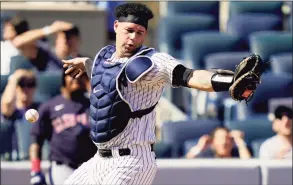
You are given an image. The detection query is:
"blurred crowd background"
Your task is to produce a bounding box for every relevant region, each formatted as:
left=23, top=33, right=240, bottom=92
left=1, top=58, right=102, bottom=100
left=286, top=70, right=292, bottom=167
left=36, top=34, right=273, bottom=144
left=0, top=1, right=292, bottom=162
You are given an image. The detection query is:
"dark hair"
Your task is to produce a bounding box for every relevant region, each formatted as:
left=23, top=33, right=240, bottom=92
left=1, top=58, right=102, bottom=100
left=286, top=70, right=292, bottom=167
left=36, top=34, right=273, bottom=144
left=115, top=3, right=154, bottom=21
left=5, top=15, right=29, bottom=35
left=63, top=26, right=80, bottom=39
left=274, top=106, right=293, bottom=120
left=210, top=127, right=230, bottom=140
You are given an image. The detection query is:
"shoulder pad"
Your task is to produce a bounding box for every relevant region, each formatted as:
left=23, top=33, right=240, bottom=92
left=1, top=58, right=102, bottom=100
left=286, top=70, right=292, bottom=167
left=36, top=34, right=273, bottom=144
left=125, top=56, right=154, bottom=83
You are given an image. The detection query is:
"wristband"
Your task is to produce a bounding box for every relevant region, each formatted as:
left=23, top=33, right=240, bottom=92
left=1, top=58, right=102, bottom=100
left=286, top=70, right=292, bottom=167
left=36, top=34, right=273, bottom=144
left=31, top=159, right=41, bottom=172
left=42, top=26, right=52, bottom=36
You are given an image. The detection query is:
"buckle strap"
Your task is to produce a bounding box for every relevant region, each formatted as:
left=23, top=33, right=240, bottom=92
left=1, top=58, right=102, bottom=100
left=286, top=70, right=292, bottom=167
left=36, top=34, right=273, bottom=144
left=130, top=103, right=158, bottom=119
left=98, top=144, right=154, bottom=158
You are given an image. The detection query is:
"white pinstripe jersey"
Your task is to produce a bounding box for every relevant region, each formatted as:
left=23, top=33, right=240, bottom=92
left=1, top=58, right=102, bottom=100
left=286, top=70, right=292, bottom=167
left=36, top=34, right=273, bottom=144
left=85, top=48, right=181, bottom=149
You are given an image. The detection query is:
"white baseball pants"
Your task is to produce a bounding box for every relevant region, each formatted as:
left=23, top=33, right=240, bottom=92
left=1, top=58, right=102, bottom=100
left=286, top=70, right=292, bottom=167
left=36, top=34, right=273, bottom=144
left=64, top=145, right=157, bottom=185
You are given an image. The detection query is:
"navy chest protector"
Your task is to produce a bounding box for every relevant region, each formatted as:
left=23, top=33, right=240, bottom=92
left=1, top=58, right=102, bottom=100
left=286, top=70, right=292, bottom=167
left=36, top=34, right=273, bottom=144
left=90, top=45, right=157, bottom=143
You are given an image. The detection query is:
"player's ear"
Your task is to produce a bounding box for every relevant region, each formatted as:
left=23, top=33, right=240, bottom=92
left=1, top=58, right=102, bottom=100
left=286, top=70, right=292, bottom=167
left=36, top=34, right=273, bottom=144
left=114, top=20, right=119, bottom=33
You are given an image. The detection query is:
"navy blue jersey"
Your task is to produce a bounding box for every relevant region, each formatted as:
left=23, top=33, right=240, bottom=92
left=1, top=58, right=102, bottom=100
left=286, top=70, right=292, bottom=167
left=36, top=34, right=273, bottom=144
left=31, top=95, right=96, bottom=165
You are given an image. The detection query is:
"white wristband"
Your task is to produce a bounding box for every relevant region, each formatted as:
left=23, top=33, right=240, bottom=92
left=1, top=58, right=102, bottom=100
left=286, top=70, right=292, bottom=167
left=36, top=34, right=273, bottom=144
left=42, top=26, right=52, bottom=36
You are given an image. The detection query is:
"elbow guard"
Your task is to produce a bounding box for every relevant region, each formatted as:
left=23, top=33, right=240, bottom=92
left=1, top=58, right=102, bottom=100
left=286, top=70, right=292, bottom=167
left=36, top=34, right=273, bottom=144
left=211, top=69, right=234, bottom=92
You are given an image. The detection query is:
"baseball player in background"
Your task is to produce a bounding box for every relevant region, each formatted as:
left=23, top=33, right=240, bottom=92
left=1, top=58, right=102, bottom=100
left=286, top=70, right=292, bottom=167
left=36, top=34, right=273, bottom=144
left=29, top=71, right=97, bottom=185
left=62, top=3, right=259, bottom=185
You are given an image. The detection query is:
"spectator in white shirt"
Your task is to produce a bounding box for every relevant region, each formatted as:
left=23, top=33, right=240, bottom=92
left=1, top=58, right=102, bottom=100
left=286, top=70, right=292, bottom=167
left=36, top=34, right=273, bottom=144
left=259, top=106, right=292, bottom=159
left=1, top=16, right=28, bottom=75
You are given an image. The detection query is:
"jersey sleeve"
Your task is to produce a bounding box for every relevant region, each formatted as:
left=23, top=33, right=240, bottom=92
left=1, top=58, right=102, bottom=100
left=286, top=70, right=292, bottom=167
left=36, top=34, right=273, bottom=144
left=31, top=103, right=53, bottom=143
left=150, top=52, right=182, bottom=86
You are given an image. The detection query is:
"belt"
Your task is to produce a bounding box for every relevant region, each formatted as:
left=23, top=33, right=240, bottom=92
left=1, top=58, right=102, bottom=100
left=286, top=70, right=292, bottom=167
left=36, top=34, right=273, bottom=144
left=55, top=161, right=80, bottom=169
left=98, top=144, right=154, bottom=158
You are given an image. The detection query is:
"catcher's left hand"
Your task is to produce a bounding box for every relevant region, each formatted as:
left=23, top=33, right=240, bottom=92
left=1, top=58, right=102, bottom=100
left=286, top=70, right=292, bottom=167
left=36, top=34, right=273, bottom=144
left=229, top=54, right=270, bottom=104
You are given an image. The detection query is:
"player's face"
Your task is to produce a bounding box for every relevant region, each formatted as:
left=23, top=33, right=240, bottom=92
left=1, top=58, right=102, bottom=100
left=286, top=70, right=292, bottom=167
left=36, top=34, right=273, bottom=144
left=212, top=129, right=233, bottom=156
left=114, top=21, right=147, bottom=57
left=3, top=22, right=17, bottom=41
left=275, top=116, right=292, bottom=136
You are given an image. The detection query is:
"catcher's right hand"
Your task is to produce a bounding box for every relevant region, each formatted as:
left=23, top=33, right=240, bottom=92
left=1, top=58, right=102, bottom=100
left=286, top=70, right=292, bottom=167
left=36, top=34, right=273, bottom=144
left=62, top=57, right=88, bottom=78
left=229, top=54, right=270, bottom=104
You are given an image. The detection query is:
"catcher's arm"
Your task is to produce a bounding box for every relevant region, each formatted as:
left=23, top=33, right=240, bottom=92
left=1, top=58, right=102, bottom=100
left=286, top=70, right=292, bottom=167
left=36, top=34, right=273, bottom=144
left=172, top=65, right=234, bottom=92
left=187, top=69, right=234, bottom=92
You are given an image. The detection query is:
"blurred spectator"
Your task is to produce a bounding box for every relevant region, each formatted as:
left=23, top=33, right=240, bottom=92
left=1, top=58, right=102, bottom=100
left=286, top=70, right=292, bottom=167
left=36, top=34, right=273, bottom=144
left=53, top=26, right=87, bottom=60
left=0, top=69, right=39, bottom=159
left=1, top=15, right=73, bottom=74
left=1, top=15, right=29, bottom=75
left=259, top=106, right=292, bottom=159
left=186, top=127, right=251, bottom=159
left=29, top=71, right=96, bottom=185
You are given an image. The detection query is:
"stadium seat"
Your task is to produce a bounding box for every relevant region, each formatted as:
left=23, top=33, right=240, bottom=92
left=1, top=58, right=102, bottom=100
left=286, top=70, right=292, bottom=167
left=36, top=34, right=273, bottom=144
left=270, top=52, right=292, bottom=74
left=153, top=142, right=172, bottom=159
left=9, top=55, right=34, bottom=74
left=204, top=51, right=251, bottom=71
left=0, top=74, right=9, bottom=94
left=166, top=1, right=219, bottom=17
left=158, top=15, right=218, bottom=59
left=183, top=139, right=199, bottom=156
left=34, top=72, right=62, bottom=102
left=224, top=73, right=293, bottom=123
left=161, top=119, right=221, bottom=157
left=249, top=31, right=293, bottom=62
left=225, top=116, right=274, bottom=144
left=182, top=31, right=244, bottom=69
left=227, top=13, right=283, bottom=47
left=229, top=2, right=283, bottom=16
left=251, top=138, right=268, bottom=158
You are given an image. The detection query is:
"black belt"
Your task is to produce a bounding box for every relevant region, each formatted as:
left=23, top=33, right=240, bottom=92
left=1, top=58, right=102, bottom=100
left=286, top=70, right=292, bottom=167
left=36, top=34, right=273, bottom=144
left=98, top=144, right=154, bottom=158
left=55, top=161, right=80, bottom=169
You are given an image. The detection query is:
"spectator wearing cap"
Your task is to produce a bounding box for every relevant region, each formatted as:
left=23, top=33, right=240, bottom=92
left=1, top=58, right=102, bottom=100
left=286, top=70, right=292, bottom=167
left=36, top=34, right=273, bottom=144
left=1, top=15, right=74, bottom=75
left=1, top=69, right=40, bottom=160
left=259, top=106, right=292, bottom=159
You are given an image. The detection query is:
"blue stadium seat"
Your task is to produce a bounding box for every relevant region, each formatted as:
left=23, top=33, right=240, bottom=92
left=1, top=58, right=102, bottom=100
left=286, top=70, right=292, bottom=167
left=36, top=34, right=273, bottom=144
left=227, top=13, right=282, bottom=46
left=229, top=2, right=283, bottom=16
left=270, top=52, right=292, bottom=74
left=0, top=75, right=9, bottom=94
left=249, top=31, right=293, bottom=62
left=10, top=55, right=34, bottom=74
left=251, top=138, right=268, bottom=158
left=183, top=139, right=199, bottom=156
left=166, top=1, right=219, bottom=17
left=153, top=142, right=172, bottom=159
left=224, top=73, right=292, bottom=123
left=225, top=116, right=274, bottom=144
left=182, top=31, right=244, bottom=69
left=34, top=72, right=62, bottom=102
left=161, top=119, right=221, bottom=157
left=158, top=15, right=218, bottom=59
left=204, top=51, right=251, bottom=71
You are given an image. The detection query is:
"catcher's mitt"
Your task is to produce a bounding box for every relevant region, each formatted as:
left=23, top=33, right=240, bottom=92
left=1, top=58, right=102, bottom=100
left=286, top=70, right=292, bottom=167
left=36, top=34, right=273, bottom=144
left=229, top=54, right=270, bottom=104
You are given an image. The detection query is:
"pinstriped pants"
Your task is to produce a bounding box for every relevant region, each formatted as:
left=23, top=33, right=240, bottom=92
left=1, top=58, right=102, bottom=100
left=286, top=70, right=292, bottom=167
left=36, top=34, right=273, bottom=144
left=64, top=145, right=157, bottom=185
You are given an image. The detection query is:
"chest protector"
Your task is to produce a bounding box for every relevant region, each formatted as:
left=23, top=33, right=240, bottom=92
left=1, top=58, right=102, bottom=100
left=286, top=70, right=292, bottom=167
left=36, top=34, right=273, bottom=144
left=90, top=45, right=157, bottom=143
